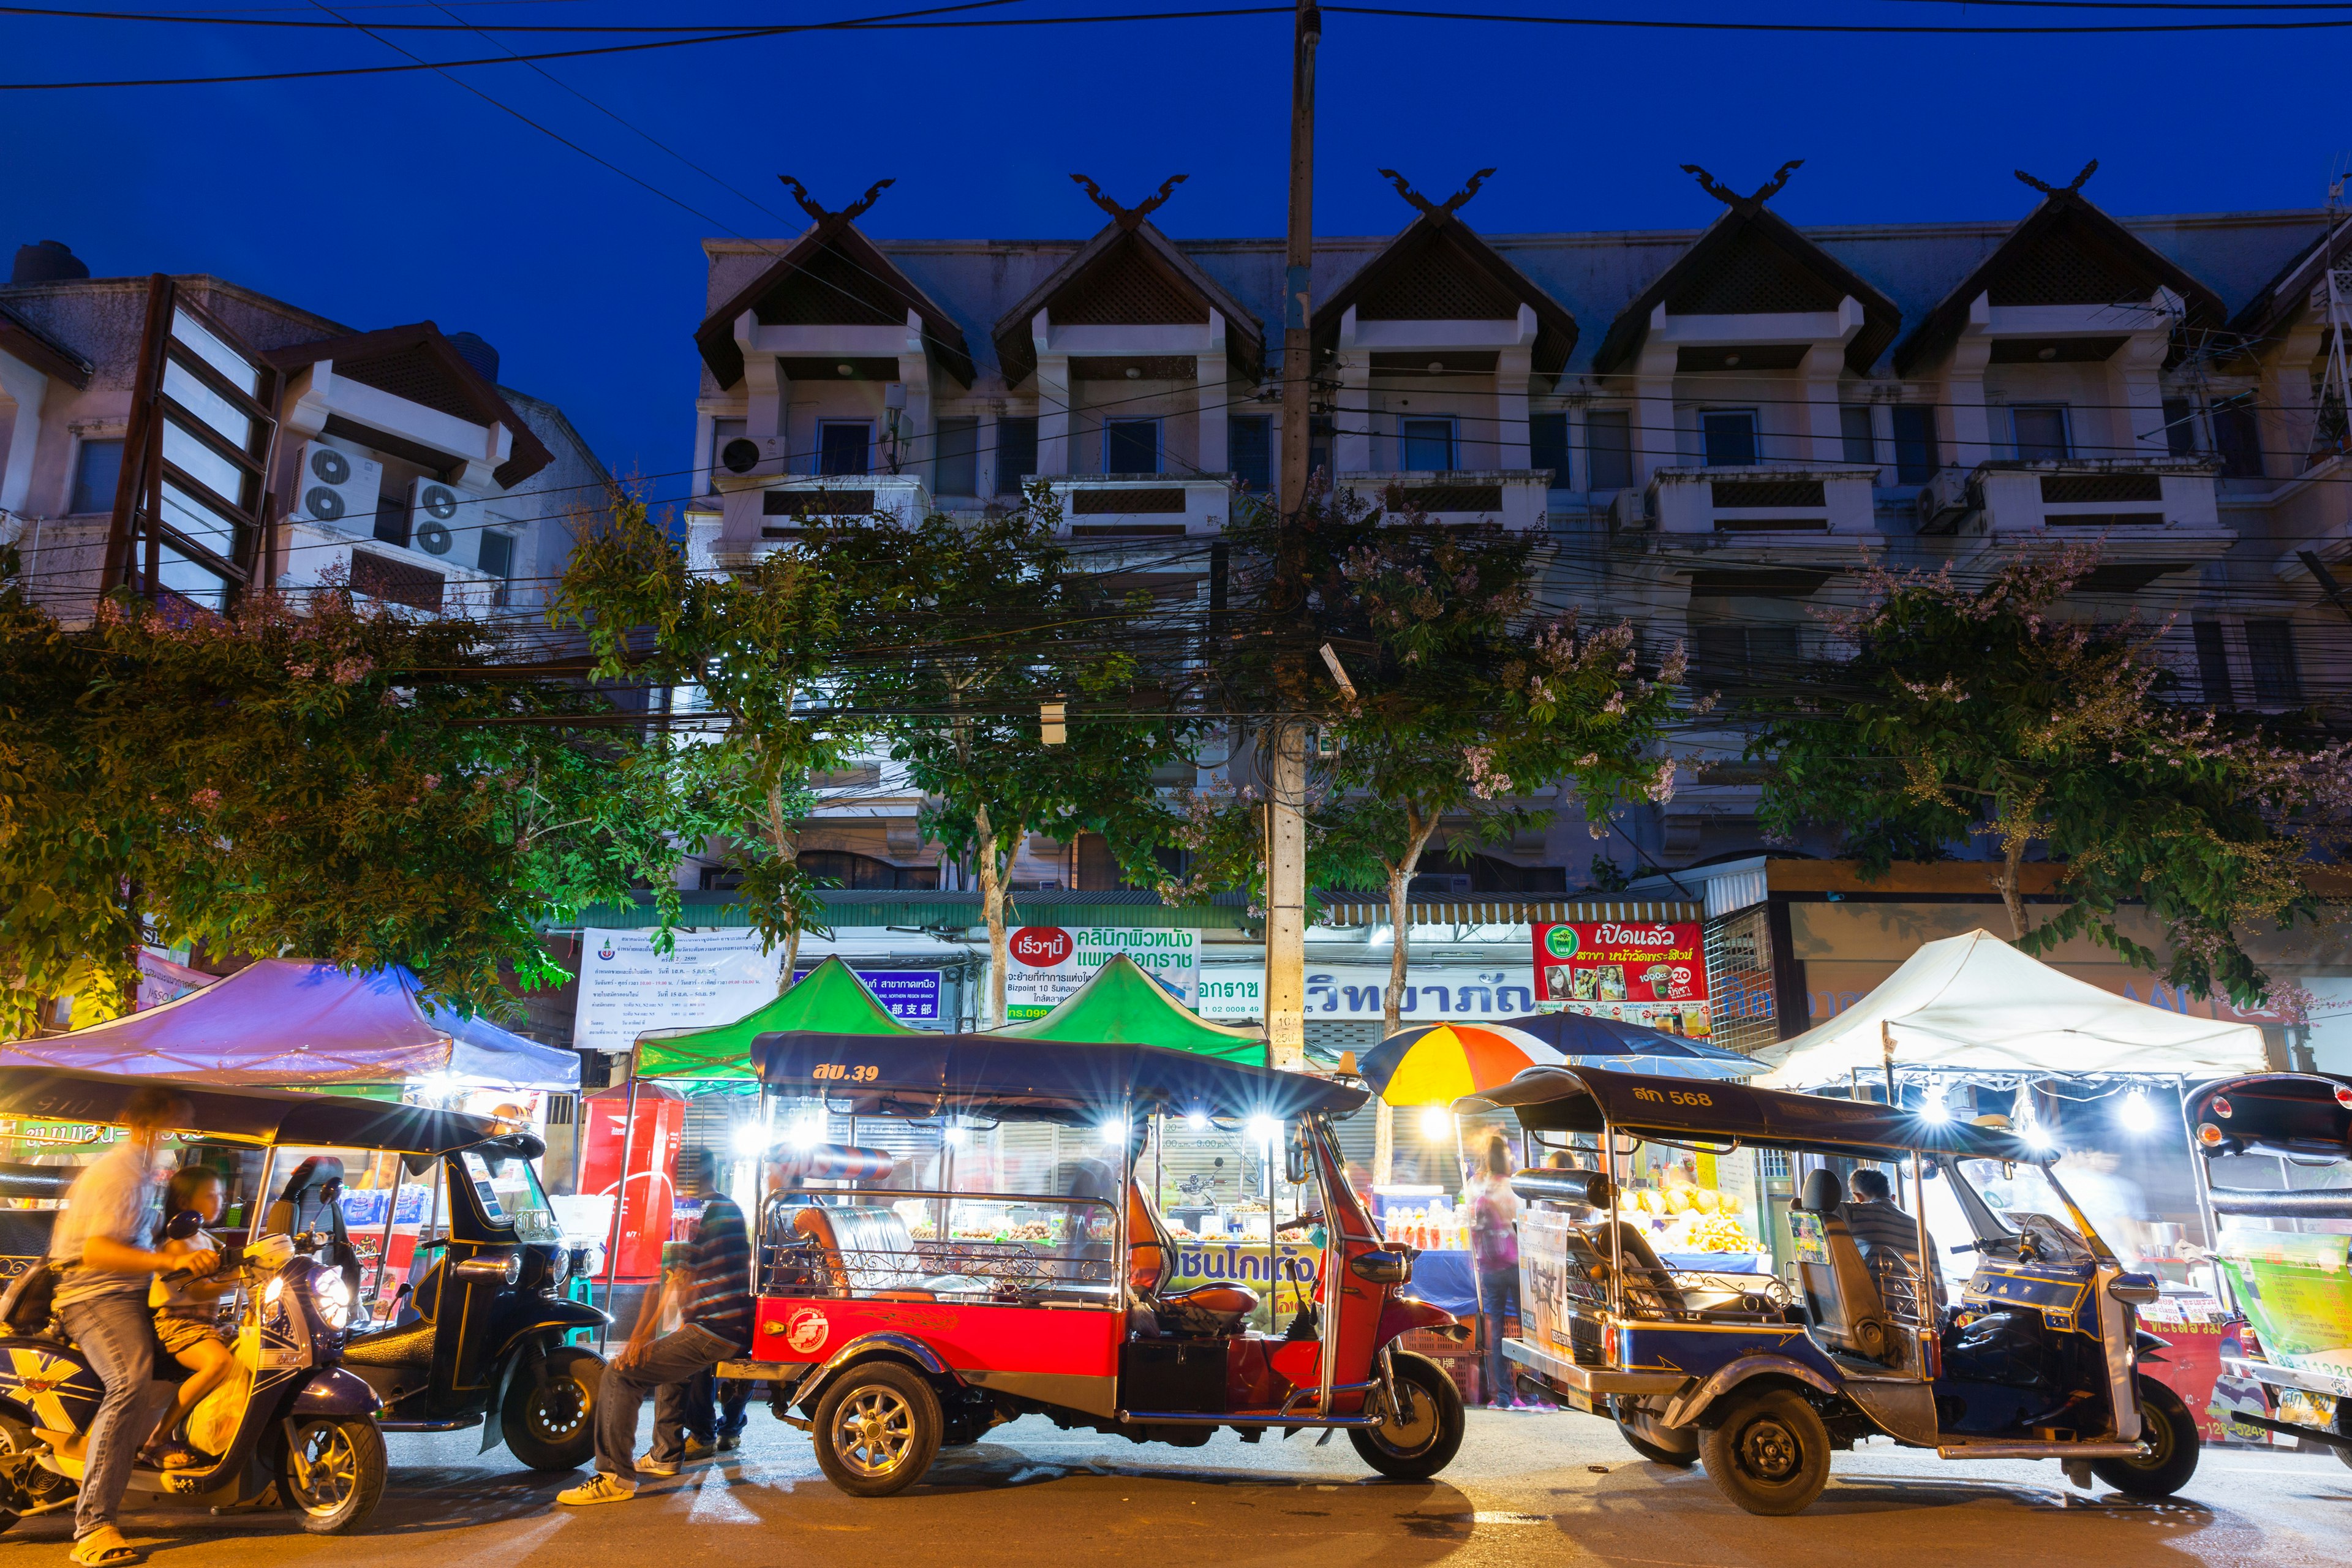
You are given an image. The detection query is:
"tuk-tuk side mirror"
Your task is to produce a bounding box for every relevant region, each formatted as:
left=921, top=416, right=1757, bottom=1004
left=1284, top=1123, right=1311, bottom=1186
left=1349, top=1250, right=1411, bottom=1286
left=163, top=1209, right=203, bottom=1242
left=2108, top=1272, right=2160, bottom=1306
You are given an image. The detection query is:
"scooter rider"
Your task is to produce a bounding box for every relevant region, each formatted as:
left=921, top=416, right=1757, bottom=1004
left=46, top=1087, right=210, bottom=1567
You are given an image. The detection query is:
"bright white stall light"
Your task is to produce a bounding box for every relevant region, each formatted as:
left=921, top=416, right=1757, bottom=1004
left=1098, top=1117, right=1129, bottom=1147
left=1185, top=1112, right=1209, bottom=1132
left=2120, top=1088, right=2157, bottom=1134
left=1246, top=1116, right=1281, bottom=1148
left=1419, top=1106, right=1452, bottom=1140
left=730, top=1124, right=770, bottom=1158
left=788, top=1114, right=824, bottom=1149
left=1918, top=1085, right=1951, bottom=1124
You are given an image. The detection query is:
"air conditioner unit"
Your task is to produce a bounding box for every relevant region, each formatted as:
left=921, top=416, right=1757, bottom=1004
left=718, top=435, right=786, bottom=475
left=408, top=477, right=470, bottom=556
left=293, top=442, right=381, bottom=530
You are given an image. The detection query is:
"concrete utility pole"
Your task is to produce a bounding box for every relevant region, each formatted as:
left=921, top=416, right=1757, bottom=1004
left=1264, top=0, right=1320, bottom=1072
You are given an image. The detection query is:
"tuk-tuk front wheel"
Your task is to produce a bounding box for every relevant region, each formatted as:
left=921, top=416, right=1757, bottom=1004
left=1615, top=1401, right=1698, bottom=1468
left=276, top=1416, right=387, bottom=1534
left=2089, top=1377, right=2200, bottom=1498
left=503, top=1346, right=603, bottom=1471
left=1699, top=1389, right=1831, bottom=1516
left=1350, top=1351, right=1465, bottom=1480
left=812, top=1362, right=943, bottom=1498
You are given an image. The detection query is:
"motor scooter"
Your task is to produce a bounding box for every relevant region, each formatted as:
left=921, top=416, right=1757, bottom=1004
left=0, top=1215, right=389, bottom=1536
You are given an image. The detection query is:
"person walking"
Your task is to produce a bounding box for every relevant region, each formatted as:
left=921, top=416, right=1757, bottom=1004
left=558, top=1147, right=751, bottom=1506
left=1464, top=1130, right=1522, bottom=1410
left=48, top=1086, right=207, bottom=1566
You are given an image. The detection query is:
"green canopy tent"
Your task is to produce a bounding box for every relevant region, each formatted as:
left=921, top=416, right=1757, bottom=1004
left=994, top=954, right=1266, bottom=1065
left=630, top=955, right=921, bottom=1082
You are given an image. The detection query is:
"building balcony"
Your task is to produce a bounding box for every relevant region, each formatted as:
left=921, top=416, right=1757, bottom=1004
left=708, top=471, right=933, bottom=559
left=279, top=519, right=510, bottom=617
left=1917, top=458, right=2225, bottom=540
left=1646, top=463, right=1879, bottom=537
left=1331, top=470, right=1550, bottom=531
left=1044, top=474, right=1231, bottom=538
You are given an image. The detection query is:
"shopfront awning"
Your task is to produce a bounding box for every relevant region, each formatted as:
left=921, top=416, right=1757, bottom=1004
left=631, top=955, right=918, bottom=1082
left=1750, top=930, right=2267, bottom=1088
left=0, top=960, right=579, bottom=1092
left=993, top=954, right=1267, bottom=1065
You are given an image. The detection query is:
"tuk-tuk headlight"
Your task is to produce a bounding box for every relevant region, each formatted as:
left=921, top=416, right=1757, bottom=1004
left=313, top=1267, right=353, bottom=1330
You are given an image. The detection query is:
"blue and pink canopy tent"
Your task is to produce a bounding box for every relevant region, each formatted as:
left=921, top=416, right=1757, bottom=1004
left=0, top=959, right=578, bottom=1092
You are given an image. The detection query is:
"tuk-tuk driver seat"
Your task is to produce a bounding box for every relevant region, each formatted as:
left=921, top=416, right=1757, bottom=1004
left=1123, top=1180, right=1259, bottom=1337
left=1792, top=1169, right=1896, bottom=1366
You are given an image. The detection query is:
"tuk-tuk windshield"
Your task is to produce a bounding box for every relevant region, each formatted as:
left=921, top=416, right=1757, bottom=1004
left=463, top=1148, right=562, bottom=1243
left=1955, top=1159, right=2097, bottom=1262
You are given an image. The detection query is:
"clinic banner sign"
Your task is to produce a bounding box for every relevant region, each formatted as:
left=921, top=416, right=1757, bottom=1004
left=1197, top=966, right=1539, bottom=1022
left=573, top=928, right=783, bottom=1053
left=1531, top=919, right=1711, bottom=1038
left=1003, top=927, right=1199, bottom=1020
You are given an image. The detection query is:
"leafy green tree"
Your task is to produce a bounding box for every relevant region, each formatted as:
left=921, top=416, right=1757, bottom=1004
left=0, top=549, right=707, bottom=1036
left=1751, top=546, right=2351, bottom=1011
left=818, top=491, right=1199, bottom=1025
left=551, top=495, right=850, bottom=981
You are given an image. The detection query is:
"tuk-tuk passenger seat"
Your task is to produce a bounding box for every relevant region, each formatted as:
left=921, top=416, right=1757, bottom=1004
left=1791, top=1169, right=1898, bottom=1366
left=340, top=1317, right=439, bottom=1369
left=791, top=1205, right=990, bottom=1299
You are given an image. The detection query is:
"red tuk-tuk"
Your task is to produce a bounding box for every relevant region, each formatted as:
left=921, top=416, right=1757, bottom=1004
left=718, top=1030, right=1469, bottom=1494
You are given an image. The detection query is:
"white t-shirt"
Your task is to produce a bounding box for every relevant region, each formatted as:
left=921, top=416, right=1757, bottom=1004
left=49, top=1140, right=164, bottom=1310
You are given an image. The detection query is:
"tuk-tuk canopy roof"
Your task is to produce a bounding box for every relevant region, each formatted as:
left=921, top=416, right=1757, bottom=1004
left=1469, top=1064, right=2039, bottom=1163
left=0, top=1066, right=503, bottom=1154
left=751, top=1030, right=1366, bottom=1125
left=0, top=960, right=579, bottom=1092
left=632, top=956, right=918, bottom=1081
left=993, top=956, right=1267, bottom=1064
left=2187, top=1072, right=2352, bottom=1160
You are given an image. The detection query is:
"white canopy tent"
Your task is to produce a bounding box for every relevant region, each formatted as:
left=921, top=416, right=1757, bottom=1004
left=1750, top=929, right=2267, bottom=1088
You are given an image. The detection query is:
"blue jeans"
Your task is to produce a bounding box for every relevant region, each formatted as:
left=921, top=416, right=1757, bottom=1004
left=1479, top=1266, right=1519, bottom=1406
left=594, top=1325, right=738, bottom=1486
left=58, top=1294, right=154, bottom=1540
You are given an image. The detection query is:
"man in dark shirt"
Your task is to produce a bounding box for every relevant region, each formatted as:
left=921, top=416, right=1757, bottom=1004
left=560, top=1148, right=752, bottom=1506
left=1845, top=1167, right=1942, bottom=1309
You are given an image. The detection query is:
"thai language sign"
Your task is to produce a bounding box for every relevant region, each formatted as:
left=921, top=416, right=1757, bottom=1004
left=1196, top=966, right=1539, bottom=1022
left=793, top=968, right=946, bottom=1027
left=1003, top=927, right=1199, bottom=1020
left=1531, top=919, right=1711, bottom=1038
left=573, top=927, right=782, bottom=1053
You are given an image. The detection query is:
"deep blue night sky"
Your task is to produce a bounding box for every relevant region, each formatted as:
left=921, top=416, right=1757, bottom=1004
left=5, top=2, right=2342, bottom=505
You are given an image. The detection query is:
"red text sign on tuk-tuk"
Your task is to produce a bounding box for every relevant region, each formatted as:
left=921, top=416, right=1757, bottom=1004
left=718, top=1030, right=1469, bottom=1494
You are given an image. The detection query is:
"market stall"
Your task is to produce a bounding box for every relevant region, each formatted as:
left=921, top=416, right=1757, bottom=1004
left=996, top=954, right=1267, bottom=1063
left=1750, top=928, right=2269, bottom=1439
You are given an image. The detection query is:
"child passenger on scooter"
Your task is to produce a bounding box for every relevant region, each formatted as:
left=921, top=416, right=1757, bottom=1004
left=144, top=1169, right=236, bottom=1469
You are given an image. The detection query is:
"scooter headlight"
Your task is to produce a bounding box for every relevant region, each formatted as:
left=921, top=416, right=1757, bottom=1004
left=312, top=1265, right=353, bottom=1330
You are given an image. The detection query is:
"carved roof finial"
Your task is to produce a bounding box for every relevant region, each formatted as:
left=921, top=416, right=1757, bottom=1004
left=1378, top=167, right=1496, bottom=220
left=776, top=175, right=895, bottom=227
left=1681, top=160, right=1803, bottom=213
left=1070, top=173, right=1188, bottom=230
left=2015, top=159, right=2099, bottom=198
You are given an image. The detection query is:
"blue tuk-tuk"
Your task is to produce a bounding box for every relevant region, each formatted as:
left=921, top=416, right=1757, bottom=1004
left=1478, top=1066, right=2200, bottom=1515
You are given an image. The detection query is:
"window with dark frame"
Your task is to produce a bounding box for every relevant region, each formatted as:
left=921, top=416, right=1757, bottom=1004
left=1891, top=405, right=1940, bottom=483
left=2010, top=404, right=2072, bottom=462
left=995, top=416, right=1039, bottom=495
left=1839, top=406, right=1876, bottom=466
left=1400, top=417, right=1455, bottom=473
left=373, top=493, right=409, bottom=548
left=816, top=421, right=870, bottom=477
left=2161, top=399, right=2199, bottom=459
left=1584, top=410, right=1633, bottom=491
left=1529, top=411, right=1570, bottom=486
left=2212, top=403, right=2263, bottom=479
left=1308, top=415, right=1334, bottom=480
left=2191, top=619, right=2233, bottom=706
left=1701, top=409, right=1759, bottom=467
left=1230, top=415, right=1272, bottom=492
left=2245, top=619, right=2302, bottom=703
left=477, top=530, right=515, bottom=608
left=934, top=416, right=980, bottom=496
left=69, top=437, right=124, bottom=516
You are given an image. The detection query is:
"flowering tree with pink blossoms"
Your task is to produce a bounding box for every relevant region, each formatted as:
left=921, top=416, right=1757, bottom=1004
left=1752, top=545, right=2352, bottom=1014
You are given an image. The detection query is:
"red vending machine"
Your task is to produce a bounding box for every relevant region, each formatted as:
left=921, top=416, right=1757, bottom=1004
left=579, top=1080, right=685, bottom=1283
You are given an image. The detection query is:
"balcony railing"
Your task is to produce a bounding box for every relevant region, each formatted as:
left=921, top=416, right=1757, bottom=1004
left=1918, top=458, right=2223, bottom=536
left=1332, top=470, right=1550, bottom=531
left=1648, top=463, right=1879, bottom=536
left=1044, top=474, right=1231, bottom=537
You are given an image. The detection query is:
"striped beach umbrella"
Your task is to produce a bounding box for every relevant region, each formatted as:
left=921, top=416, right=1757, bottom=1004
left=1359, top=1022, right=1566, bottom=1106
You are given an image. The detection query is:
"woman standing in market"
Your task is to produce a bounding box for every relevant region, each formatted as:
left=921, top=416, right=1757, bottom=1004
left=1464, top=1130, right=1521, bottom=1409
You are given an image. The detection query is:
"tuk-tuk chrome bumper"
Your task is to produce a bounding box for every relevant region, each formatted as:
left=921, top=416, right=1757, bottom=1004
left=1501, top=1337, right=1689, bottom=1396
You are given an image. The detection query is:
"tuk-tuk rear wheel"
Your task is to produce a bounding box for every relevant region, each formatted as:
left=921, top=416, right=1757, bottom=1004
left=1698, top=1389, right=1831, bottom=1516
left=2089, top=1376, right=2199, bottom=1498
left=812, top=1362, right=943, bottom=1498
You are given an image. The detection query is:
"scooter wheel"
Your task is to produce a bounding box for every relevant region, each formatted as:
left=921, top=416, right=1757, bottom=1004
left=1699, top=1389, right=1831, bottom=1516
left=1349, top=1351, right=1466, bottom=1480
left=276, top=1416, right=387, bottom=1534
left=503, top=1346, right=603, bottom=1471
left=2090, top=1377, right=2200, bottom=1498
left=811, top=1362, right=942, bottom=1498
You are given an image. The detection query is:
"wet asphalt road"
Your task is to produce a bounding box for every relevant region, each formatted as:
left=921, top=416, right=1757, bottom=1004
left=6, top=1404, right=2348, bottom=1568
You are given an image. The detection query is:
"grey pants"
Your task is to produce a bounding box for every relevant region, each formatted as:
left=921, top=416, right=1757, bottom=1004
left=594, top=1325, right=739, bottom=1486
left=58, top=1294, right=154, bottom=1541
